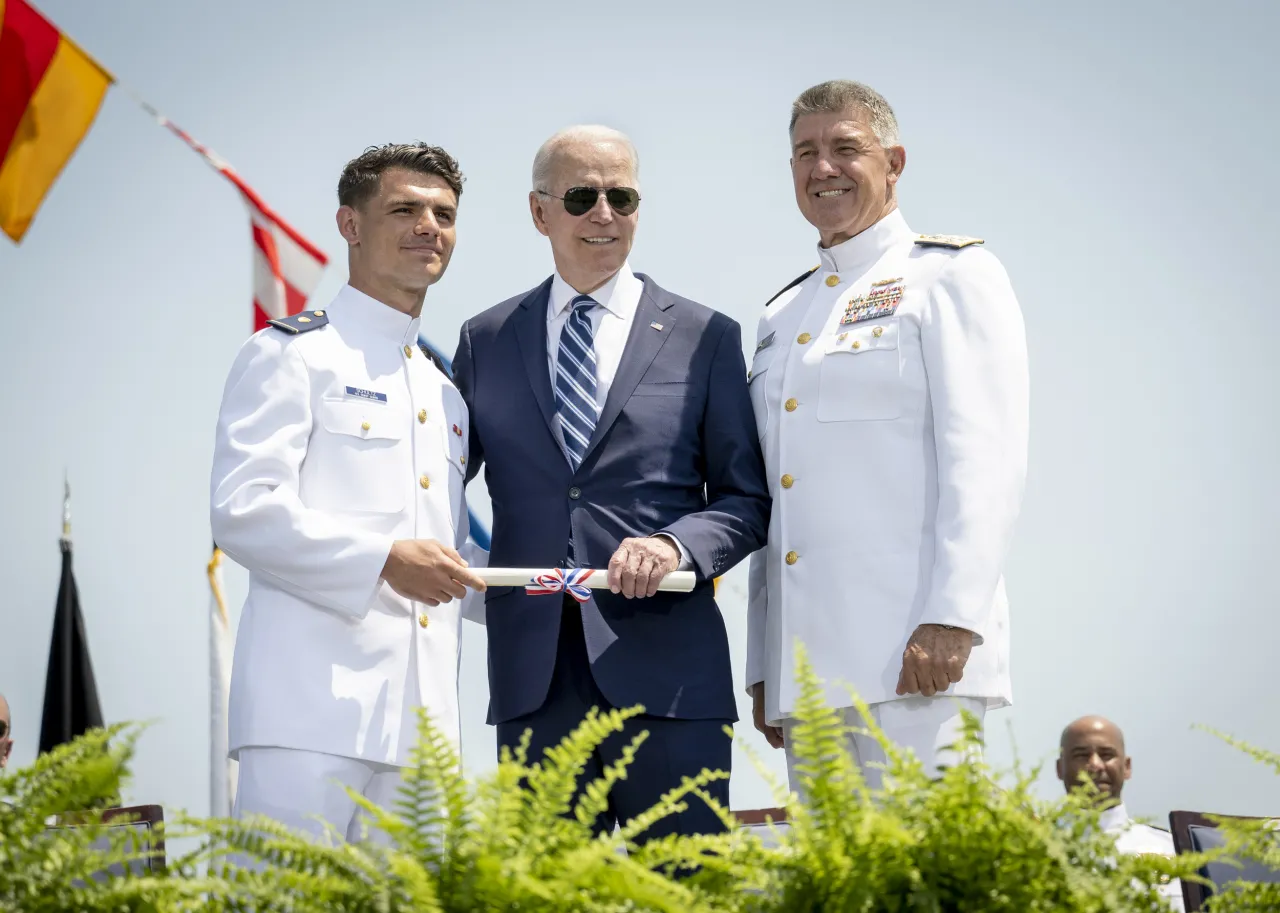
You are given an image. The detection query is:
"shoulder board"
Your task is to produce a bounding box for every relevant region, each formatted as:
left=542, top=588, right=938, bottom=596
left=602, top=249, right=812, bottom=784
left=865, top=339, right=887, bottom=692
left=915, top=234, right=984, bottom=249
left=765, top=266, right=819, bottom=307
left=267, top=309, right=329, bottom=335
left=417, top=342, right=452, bottom=379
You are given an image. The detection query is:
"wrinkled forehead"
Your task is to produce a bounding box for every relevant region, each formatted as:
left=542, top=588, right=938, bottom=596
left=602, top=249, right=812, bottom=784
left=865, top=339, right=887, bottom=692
left=371, top=168, right=458, bottom=207
left=545, top=140, right=637, bottom=191
left=791, top=109, right=879, bottom=146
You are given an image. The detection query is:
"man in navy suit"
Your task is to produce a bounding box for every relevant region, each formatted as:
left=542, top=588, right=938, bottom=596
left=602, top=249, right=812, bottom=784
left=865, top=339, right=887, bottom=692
left=452, top=125, right=769, bottom=840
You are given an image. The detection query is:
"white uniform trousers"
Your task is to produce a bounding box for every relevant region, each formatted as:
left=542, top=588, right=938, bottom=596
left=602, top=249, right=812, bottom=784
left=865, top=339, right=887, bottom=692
left=783, top=696, right=986, bottom=794
left=233, top=747, right=407, bottom=845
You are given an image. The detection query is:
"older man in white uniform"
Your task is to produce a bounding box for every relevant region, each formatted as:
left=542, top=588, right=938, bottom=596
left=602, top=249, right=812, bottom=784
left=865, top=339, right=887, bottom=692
left=210, top=143, right=486, bottom=843
left=1059, top=716, right=1185, bottom=910
left=746, top=80, right=1029, bottom=790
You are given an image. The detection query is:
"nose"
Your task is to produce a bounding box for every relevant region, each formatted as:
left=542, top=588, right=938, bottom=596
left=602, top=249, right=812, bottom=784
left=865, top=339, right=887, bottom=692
left=587, top=191, right=614, bottom=224
left=1085, top=752, right=1106, bottom=773
left=415, top=208, right=440, bottom=236
left=811, top=156, right=840, bottom=180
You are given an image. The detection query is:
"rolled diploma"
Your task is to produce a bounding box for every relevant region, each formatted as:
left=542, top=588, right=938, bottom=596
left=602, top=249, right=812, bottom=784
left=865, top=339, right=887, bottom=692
left=473, top=567, right=696, bottom=593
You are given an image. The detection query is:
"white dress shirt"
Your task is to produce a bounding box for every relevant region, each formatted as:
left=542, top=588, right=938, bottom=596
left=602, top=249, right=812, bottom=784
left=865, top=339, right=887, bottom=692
left=544, top=261, right=690, bottom=570
left=1100, top=803, right=1185, bottom=910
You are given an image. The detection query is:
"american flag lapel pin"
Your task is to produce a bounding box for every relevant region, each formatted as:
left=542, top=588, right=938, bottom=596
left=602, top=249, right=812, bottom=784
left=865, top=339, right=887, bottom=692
left=650, top=321, right=664, bottom=331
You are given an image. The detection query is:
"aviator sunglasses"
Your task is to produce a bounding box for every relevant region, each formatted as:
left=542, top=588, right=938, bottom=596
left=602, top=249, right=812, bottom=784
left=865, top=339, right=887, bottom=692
left=537, top=186, right=641, bottom=217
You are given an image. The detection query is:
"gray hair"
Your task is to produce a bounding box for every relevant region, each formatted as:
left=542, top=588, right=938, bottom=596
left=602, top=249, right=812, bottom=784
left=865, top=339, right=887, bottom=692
left=789, top=80, right=901, bottom=147
left=531, top=125, right=640, bottom=192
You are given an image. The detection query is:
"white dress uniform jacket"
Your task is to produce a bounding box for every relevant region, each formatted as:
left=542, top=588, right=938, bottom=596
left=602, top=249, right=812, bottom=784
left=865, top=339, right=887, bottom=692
left=210, top=284, right=478, bottom=766
left=745, top=209, right=1028, bottom=723
left=1101, top=804, right=1185, bottom=910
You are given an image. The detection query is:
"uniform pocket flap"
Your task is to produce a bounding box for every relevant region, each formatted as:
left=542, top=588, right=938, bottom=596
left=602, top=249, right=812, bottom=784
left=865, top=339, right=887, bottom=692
left=822, top=319, right=900, bottom=355
left=319, top=399, right=404, bottom=440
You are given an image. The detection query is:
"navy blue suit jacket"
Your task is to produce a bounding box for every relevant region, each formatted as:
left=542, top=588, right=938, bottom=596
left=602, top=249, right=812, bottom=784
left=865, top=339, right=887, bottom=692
left=453, top=274, right=770, bottom=725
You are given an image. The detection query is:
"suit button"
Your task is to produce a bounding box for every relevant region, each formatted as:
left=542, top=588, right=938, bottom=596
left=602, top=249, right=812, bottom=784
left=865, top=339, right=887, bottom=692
left=403, top=345, right=413, bottom=358
left=780, top=474, right=794, bottom=489
left=419, top=475, right=430, bottom=489
left=825, top=275, right=840, bottom=287
left=568, top=487, right=581, bottom=500
left=784, top=398, right=798, bottom=412
left=785, top=550, right=799, bottom=565
left=852, top=340, right=862, bottom=349
left=796, top=332, right=811, bottom=345
left=361, top=421, right=371, bottom=431
left=418, top=613, right=429, bottom=628
left=872, top=326, right=884, bottom=338
left=418, top=409, right=427, bottom=424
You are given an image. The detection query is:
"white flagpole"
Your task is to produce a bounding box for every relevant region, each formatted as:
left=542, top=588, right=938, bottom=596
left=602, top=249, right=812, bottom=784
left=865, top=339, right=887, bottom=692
left=207, top=546, right=237, bottom=817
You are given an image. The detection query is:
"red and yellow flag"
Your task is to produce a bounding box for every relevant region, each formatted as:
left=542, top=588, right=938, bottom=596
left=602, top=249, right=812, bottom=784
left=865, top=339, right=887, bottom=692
left=0, top=0, right=111, bottom=242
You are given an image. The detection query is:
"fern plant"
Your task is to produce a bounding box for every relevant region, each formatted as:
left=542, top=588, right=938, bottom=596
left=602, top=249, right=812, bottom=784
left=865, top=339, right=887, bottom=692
left=0, top=723, right=209, bottom=913
left=731, top=648, right=1207, bottom=913
left=196, top=704, right=749, bottom=912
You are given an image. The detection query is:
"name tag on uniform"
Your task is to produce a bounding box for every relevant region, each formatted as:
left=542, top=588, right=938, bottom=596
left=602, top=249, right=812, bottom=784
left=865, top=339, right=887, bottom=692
left=344, top=385, right=388, bottom=404
left=755, top=331, right=776, bottom=352
left=840, top=283, right=905, bottom=326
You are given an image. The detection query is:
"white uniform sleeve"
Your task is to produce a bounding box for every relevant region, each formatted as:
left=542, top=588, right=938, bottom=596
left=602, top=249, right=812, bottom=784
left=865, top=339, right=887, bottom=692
left=455, top=499, right=490, bottom=625
left=209, top=331, right=394, bottom=619
left=744, top=547, right=767, bottom=693
left=919, top=250, right=1029, bottom=640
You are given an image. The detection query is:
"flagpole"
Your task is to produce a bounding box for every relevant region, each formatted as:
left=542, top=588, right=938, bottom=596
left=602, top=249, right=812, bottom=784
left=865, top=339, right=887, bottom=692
left=60, top=474, right=72, bottom=745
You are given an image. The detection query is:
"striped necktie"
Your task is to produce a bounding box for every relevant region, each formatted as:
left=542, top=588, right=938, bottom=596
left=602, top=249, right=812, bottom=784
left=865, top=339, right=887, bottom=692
left=554, top=295, right=599, bottom=469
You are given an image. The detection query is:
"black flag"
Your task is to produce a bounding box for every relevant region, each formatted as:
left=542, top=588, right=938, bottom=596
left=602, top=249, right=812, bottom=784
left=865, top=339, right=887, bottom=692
left=38, top=539, right=104, bottom=753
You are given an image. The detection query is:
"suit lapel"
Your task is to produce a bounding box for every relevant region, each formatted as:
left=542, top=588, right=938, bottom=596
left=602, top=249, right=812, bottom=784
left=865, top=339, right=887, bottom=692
left=580, top=276, right=676, bottom=467
left=512, top=278, right=561, bottom=448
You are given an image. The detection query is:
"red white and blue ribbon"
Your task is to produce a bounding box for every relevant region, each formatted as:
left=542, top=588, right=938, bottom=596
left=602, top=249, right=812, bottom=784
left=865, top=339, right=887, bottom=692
left=526, top=567, right=595, bottom=603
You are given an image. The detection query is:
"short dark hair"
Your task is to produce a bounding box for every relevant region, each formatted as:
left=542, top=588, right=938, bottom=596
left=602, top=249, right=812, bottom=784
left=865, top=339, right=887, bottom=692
left=337, top=143, right=465, bottom=209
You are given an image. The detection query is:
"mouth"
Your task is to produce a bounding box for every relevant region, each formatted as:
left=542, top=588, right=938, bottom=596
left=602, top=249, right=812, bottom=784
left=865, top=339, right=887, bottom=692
left=813, top=187, right=852, bottom=199
left=580, top=237, right=617, bottom=246
left=404, top=246, right=442, bottom=256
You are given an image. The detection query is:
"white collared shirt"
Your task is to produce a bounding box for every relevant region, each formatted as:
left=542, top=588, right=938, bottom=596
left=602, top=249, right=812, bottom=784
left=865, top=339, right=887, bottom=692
left=1099, top=802, right=1184, bottom=910
left=544, top=261, right=644, bottom=413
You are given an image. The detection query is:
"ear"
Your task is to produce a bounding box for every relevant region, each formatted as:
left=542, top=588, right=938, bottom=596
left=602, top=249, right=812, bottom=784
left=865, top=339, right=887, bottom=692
left=529, top=192, right=551, bottom=238
left=1123, top=756, right=1132, bottom=781
left=1055, top=757, right=1065, bottom=781
left=336, top=204, right=360, bottom=246
left=886, top=145, right=906, bottom=184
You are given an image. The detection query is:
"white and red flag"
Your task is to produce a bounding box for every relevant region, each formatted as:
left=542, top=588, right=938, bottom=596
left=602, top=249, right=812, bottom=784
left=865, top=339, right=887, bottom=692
left=149, top=112, right=328, bottom=328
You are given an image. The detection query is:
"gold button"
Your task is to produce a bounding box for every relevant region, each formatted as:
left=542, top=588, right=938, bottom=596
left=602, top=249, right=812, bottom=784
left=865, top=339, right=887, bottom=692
left=825, top=275, right=840, bottom=287
left=418, top=409, right=427, bottom=424
left=797, top=332, right=811, bottom=345
left=313, top=310, right=325, bottom=317
left=403, top=345, right=413, bottom=358
left=784, top=397, right=798, bottom=412
left=460, top=455, right=466, bottom=465
left=419, top=475, right=430, bottom=489
left=852, top=340, right=861, bottom=349
left=785, top=550, right=799, bottom=565
left=872, top=326, right=884, bottom=338
left=418, top=613, right=429, bottom=628
left=780, top=474, right=794, bottom=489
left=297, top=315, right=312, bottom=323
left=361, top=421, right=371, bottom=431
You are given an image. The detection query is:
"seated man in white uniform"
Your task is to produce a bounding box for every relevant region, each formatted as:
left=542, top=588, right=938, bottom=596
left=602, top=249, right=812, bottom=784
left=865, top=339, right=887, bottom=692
left=210, top=143, right=486, bottom=844
left=1058, top=715, right=1184, bottom=911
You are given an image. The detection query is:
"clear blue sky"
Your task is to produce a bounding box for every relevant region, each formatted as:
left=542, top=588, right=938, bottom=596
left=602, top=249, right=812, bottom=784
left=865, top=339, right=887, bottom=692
left=2, top=0, right=1278, bottom=824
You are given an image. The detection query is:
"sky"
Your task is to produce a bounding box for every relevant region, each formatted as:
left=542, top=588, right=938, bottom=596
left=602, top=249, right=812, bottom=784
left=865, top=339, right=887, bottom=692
left=2, top=0, right=1279, bottom=828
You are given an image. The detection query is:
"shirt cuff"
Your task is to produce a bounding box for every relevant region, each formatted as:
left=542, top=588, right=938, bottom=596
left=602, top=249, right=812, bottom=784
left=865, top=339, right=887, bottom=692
left=651, top=533, right=693, bottom=571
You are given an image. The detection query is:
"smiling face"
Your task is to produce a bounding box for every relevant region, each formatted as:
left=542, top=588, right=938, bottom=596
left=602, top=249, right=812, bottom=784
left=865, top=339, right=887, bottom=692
left=338, top=167, right=458, bottom=312
left=529, top=138, right=638, bottom=295
left=1057, top=717, right=1132, bottom=803
left=790, top=108, right=905, bottom=248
